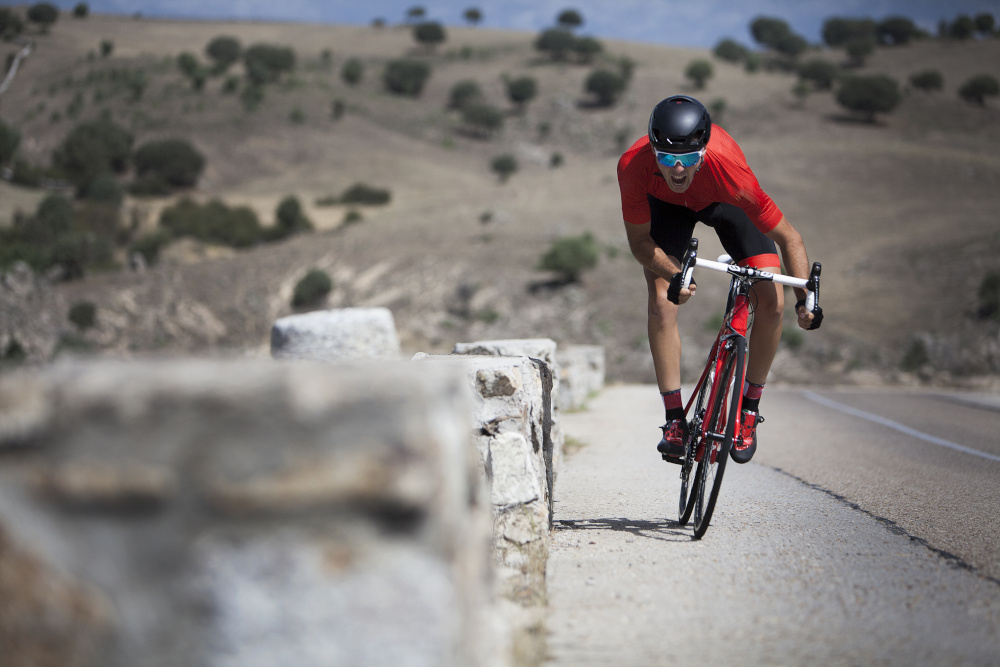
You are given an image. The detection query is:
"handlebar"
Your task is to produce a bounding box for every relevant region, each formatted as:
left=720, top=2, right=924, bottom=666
left=679, top=238, right=822, bottom=314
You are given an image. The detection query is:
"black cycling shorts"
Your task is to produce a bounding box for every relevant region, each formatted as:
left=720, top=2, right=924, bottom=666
left=647, top=196, right=778, bottom=267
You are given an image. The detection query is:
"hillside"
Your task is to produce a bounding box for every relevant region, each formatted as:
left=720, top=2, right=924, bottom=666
left=2, top=12, right=1000, bottom=388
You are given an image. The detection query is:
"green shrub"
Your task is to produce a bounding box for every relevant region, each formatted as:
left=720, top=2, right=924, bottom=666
left=798, top=58, right=838, bottom=90
left=244, top=43, right=296, bottom=85
left=505, top=76, right=537, bottom=109
left=490, top=154, right=518, bottom=182
left=343, top=209, right=363, bottom=225
left=448, top=79, right=482, bottom=110
left=685, top=59, right=714, bottom=89
left=835, top=75, right=901, bottom=122
left=535, top=28, right=575, bottom=61
left=0, top=8, right=25, bottom=38
left=206, top=35, right=242, bottom=72
left=585, top=69, right=626, bottom=106
left=52, top=117, right=133, bottom=193
left=289, top=107, right=305, bottom=124
left=461, top=102, right=504, bottom=137
left=100, top=39, right=113, bottom=57
left=383, top=59, right=431, bottom=96
left=68, top=301, right=97, bottom=329
left=538, top=232, right=599, bottom=282
left=275, top=195, right=312, bottom=235
left=910, top=69, right=943, bottom=92
left=713, top=38, right=748, bottom=63
left=571, top=36, right=602, bottom=63
left=177, top=52, right=200, bottom=78
left=978, top=271, right=1000, bottom=319
left=958, top=74, right=1000, bottom=106
left=413, top=21, right=446, bottom=49
left=550, top=152, right=564, bottom=168
left=292, top=269, right=332, bottom=308
left=27, top=3, right=59, bottom=31
left=241, top=84, right=265, bottom=111
left=2, top=338, right=26, bottom=364
left=341, top=58, right=364, bottom=85
left=73, top=3, right=89, bottom=18
left=132, top=138, right=205, bottom=188
left=159, top=198, right=263, bottom=247
left=339, top=183, right=391, bottom=205
left=900, top=337, right=930, bottom=372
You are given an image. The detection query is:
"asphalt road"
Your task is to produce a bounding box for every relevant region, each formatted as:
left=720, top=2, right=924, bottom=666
left=545, top=384, right=1000, bottom=666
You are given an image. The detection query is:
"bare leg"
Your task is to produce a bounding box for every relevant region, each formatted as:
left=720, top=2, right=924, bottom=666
left=644, top=267, right=681, bottom=392
left=745, top=269, right=784, bottom=386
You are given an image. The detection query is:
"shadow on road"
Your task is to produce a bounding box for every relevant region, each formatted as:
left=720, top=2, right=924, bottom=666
left=553, top=517, right=691, bottom=542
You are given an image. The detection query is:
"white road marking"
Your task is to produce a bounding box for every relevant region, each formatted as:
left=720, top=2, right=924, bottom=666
left=802, top=390, right=1000, bottom=464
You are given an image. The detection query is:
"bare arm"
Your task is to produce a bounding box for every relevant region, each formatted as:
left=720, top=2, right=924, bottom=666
left=623, top=220, right=695, bottom=303
left=765, top=216, right=814, bottom=328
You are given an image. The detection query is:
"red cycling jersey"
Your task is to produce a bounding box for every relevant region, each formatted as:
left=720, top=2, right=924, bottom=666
left=617, top=126, right=783, bottom=234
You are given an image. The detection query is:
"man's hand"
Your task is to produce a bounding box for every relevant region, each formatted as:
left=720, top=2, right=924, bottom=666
left=795, top=300, right=823, bottom=330
left=667, top=273, right=696, bottom=305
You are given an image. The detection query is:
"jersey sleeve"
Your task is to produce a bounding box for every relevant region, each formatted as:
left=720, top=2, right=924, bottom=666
left=706, top=138, right=783, bottom=233
left=617, top=140, right=651, bottom=224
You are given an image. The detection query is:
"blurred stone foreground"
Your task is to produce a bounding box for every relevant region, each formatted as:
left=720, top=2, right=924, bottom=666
left=0, top=307, right=604, bottom=667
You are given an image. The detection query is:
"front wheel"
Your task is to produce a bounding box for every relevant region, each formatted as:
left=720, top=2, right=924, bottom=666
left=678, top=369, right=712, bottom=525
left=692, top=337, right=745, bottom=539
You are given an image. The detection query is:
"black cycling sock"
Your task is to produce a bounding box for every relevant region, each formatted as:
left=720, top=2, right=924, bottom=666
left=661, top=389, right=683, bottom=422
left=742, top=382, right=764, bottom=413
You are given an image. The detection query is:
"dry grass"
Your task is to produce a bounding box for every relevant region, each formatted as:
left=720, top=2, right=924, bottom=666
left=2, top=13, right=1000, bottom=384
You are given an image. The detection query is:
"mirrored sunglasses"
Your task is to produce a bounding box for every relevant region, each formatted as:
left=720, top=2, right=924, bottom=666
left=654, top=149, right=703, bottom=168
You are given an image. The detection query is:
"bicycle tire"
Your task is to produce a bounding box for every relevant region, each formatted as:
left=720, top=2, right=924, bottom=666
left=692, top=336, right=746, bottom=539
left=678, top=368, right=712, bottom=525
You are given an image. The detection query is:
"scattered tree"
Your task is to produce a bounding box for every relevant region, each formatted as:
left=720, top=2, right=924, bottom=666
left=0, top=8, right=25, bottom=39
left=490, top=154, right=518, bottom=182
left=684, top=59, right=713, bottom=89
left=822, top=17, right=877, bottom=48
left=845, top=36, right=876, bottom=67
left=713, top=38, right=749, bottom=63
left=463, top=7, right=482, bottom=26
left=949, top=15, right=976, bottom=40
left=504, top=75, right=538, bottom=110
left=52, top=118, right=133, bottom=194
left=341, top=58, right=364, bottom=85
left=292, top=269, right=332, bottom=309
left=572, top=36, right=602, bottom=63
left=275, top=195, right=313, bottom=235
left=26, top=3, right=59, bottom=32
left=73, top=3, right=89, bottom=18
left=383, top=59, right=432, bottom=96
left=751, top=16, right=807, bottom=57
left=958, top=74, right=1000, bottom=106
left=206, top=36, right=242, bottom=73
left=448, top=79, right=483, bottom=110
left=100, top=39, right=113, bottom=57
left=406, top=6, right=426, bottom=23
left=535, top=28, right=576, bottom=61
left=909, top=69, right=943, bottom=92
left=585, top=68, right=626, bottom=106
left=413, top=21, right=447, bottom=50
left=244, top=44, right=296, bottom=85
left=133, top=138, right=205, bottom=188
left=798, top=58, right=838, bottom=90
left=974, top=13, right=996, bottom=36
left=557, top=9, right=584, bottom=30
left=877, top=16, right=918, bottom=45
left=835, top=75, right=901, bottom=122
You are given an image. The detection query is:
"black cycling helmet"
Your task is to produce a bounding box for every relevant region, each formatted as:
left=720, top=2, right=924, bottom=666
left=648, top=95, right=712, bottom=153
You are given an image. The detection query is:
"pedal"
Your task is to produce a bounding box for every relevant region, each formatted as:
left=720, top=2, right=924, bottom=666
left=661, top=453, right=684, bottom=465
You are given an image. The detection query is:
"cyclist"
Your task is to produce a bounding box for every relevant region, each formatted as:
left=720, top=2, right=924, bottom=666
left=617, top=95, right=823, bottom=464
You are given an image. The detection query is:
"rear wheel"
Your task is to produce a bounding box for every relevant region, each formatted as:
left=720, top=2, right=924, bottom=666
left=692, top=337, right=745, bottom=539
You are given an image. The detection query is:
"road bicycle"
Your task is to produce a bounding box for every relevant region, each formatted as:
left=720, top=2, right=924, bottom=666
left=671, top=238, right=821, bottom=539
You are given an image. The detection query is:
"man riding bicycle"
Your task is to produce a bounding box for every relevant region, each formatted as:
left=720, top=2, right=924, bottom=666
left=617, top=95, right=823, bottom=464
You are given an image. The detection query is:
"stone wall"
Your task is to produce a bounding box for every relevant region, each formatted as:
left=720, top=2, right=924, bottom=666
left=0, top=358, right=494, bottom=667
left=0, top=308, right=606, bottom=666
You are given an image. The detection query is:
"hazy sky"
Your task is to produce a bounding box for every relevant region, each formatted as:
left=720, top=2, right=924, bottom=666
left=41, top=0, right=1000, bottom=48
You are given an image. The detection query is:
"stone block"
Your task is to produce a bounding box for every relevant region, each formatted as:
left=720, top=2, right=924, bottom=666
left=270, top=307, right=401, bottom=362
left=0, top=358, right=493, bottom=667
